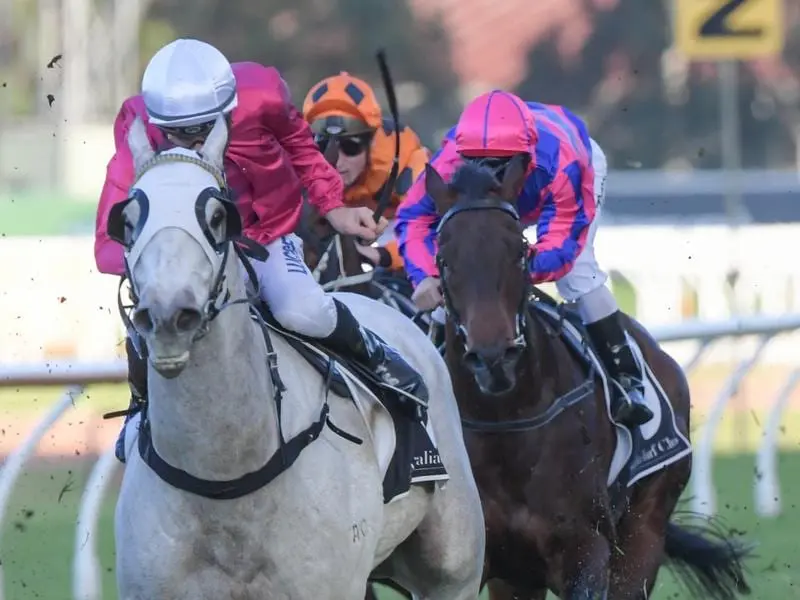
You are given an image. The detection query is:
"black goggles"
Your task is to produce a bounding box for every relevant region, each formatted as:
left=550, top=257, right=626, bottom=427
left=157, top=120, right=218, bottom=138
left=315, top=134, right=371, bottom=157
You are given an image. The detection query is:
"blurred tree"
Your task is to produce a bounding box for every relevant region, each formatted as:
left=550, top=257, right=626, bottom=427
left=148, top=0, right=460, bottom=147
left=0, top=0, right=39, bottom=117
left=513, top=0, right=800, bottom=170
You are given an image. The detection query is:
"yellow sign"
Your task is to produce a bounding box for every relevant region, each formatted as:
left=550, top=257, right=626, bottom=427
left=674, top=0, right=784, bottom=59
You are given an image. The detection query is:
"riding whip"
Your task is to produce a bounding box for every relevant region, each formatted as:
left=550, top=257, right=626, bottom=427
left=372, top=48, right=401, bottom=224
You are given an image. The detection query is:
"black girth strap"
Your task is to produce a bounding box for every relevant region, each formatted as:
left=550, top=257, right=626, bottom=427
left=137, top=401, right=330, bottom=500
left=461, top=379, right=595, bottom=433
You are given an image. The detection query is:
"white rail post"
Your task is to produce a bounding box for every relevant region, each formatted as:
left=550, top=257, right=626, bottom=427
left=681, top=339, right=713, bottom=375
left=73, top=443, right=121, bottom=600
left=0, top=386, right=85, bottom=600
left=690, top=335, right=772, bottom=516
left=754, top=367, right=800, bottom=517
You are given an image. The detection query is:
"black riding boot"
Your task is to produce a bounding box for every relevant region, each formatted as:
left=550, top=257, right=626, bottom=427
left=323, top=299, right=428, bottom=420
left=585, top=311, right=654, bottom=427
left=115, top=336, right=148, bottom=463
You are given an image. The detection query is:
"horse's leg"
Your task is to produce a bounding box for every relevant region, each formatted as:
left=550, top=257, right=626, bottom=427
left=608, top=320, right=694, bottom=599
left=386, top=500, right=485, bottom=600
left=557, top=530, right=611, bottom=600
left=608, top=493, right=671, bottom=599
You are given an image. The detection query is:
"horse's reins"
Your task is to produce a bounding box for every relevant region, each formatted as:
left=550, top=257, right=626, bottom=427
left=435, top=198, right=596, bottom=433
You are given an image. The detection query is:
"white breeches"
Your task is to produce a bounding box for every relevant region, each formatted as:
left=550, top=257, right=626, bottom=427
left=243, top=233, right=338, bottom=338
left=554, top=138, right=618, bottom=324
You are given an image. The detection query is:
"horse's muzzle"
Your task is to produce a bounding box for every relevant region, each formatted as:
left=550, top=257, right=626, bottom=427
left=462, top=344, right=522, bottom=395
left=150, top=351, right=191, bottom=379
left=133, top=291, right=205, bottom=378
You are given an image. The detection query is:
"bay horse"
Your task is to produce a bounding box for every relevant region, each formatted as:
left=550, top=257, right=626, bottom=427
left=417, top=155, right=754, bottom=599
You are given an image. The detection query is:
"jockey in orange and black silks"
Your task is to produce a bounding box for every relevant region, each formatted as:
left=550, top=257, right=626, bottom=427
left=395, top=90, right=654, bottom=429
left=302, top=72, right=430, bottom=272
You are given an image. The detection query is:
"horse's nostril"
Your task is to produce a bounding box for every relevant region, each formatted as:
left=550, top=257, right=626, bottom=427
left=175, top=308, right=203, bottom=332
left=132, top=308, right=154, bottom=333
left=463, top=351, right=484, bottom=372
left=503, top=346, right=522, bottom=364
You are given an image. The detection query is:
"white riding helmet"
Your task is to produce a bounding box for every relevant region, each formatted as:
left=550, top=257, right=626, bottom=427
left=141, top=38, right=238, bottom=129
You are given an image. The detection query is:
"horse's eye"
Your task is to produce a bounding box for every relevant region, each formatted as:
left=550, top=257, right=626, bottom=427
left=123, top=220, right=134, bottom=245
left=209, top=208, right=225, bottom=229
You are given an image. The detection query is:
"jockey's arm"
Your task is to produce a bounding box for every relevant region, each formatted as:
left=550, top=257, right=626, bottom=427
left=376, top=142, right=430, bottom=271
left=394, top=186, right=438, bottom=287
left=94, top=98, right=151, bottom=276
left=395, top=140, right=460, bottom=287
left=260, top=69, right=344, bottom=217
left=526, top=161, right=595, bottom=284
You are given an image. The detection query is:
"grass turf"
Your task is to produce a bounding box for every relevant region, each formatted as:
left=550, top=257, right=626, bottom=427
left=2, top=382, right=799, bottom=598
left=2, top=453, right=798, bottom=599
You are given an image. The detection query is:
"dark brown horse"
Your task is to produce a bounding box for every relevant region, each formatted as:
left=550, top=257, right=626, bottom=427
left=416, top=155, right=753, bottom=599
left=296, top=196, right=375, bottom=296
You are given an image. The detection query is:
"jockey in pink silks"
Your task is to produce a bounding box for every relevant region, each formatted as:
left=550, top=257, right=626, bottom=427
left=394, top=90, right=654, bottom=429
left=94, top=39, right=431, bottom=462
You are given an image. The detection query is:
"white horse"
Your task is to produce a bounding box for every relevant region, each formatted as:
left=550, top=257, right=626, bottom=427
left=110, top=115, right=485, bottom=600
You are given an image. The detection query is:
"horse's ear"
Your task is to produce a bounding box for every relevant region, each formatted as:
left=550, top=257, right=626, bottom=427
left=128, top=117, right=155, bottom=174
left=500, top=153, right=530, bottom=201
left=425, top=164, right=457, bottom=215
left=200, top=114, right=229, bottom=170
left=323, top=137, right=340, bottom=166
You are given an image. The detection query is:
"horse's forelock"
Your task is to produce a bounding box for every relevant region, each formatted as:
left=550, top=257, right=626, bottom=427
left=450, top=162, right=501, bottom=200
left=135, top=148, right=221, bottom=194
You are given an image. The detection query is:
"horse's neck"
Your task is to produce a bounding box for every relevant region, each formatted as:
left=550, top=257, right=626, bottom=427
left=316, top=235, right=373, bottom=295
left=147, top=273, right=276, bottom=481
left=339, top=236, right=374, bottom=295
left=339, top=236, right=365, bottom=277
left=524, top=314, right=557, bottom=387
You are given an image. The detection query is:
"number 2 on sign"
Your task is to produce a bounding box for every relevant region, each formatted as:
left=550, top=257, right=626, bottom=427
left=699, top=0, right=762, bottom=38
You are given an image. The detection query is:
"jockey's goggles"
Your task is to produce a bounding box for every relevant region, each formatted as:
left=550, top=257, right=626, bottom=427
left=314, top=133, right=372, bottom=157
left=156, top=119, right=218, bottom=139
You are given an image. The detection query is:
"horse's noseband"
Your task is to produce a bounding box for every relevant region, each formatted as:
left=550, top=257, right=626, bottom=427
left=436, top=198, right=530, bottom=350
